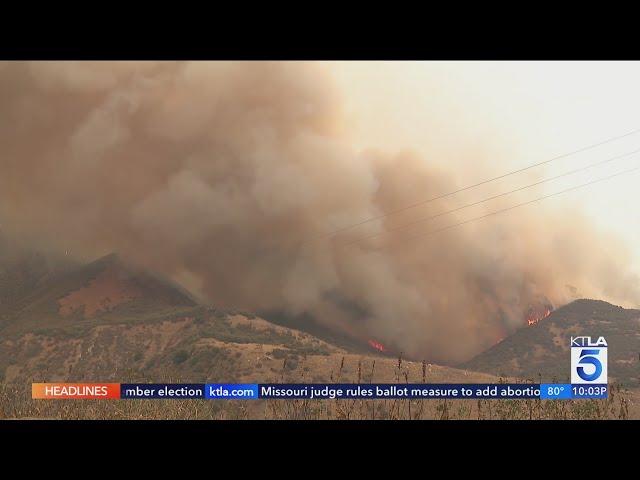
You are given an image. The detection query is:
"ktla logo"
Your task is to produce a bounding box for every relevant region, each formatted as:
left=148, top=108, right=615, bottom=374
left=570, top=336, right=608, bottom=384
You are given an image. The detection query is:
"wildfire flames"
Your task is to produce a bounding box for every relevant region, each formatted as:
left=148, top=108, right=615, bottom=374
left=368, top=339, right=387, bottom=352
left=525, top=307, right=552, bottom=326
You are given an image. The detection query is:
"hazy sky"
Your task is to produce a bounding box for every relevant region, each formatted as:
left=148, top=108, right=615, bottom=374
left=328, top=61, right=640, bottom=271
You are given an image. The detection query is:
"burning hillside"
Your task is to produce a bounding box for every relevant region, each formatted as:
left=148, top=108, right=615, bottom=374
left=525, top=304, right=553, bottom=326
left=368, top=339, right=387, bottom=353
left=462, top=299, right=640, bottom=387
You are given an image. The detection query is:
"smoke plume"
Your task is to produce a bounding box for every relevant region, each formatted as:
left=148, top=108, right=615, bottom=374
left=1, top=61, right=638, bottom=363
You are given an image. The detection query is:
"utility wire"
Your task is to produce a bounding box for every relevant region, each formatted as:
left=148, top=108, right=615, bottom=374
left=343, top=147, right=640, bottom=247
left=312, top=126, right=640, bottom=242
left=360, top=164, right=640, bottom=250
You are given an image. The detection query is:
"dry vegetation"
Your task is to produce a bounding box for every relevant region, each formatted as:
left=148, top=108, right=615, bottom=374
left=1, top=256, right=636, bottom=420
left=264, top=355, right=632, bottom=420
left=0, top=355, right=633, bottom=420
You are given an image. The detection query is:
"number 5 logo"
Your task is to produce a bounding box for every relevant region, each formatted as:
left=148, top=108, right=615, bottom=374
left=577, top=349, right=602, bottom=382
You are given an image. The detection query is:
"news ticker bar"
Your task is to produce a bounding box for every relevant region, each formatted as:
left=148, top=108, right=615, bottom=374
left=31, top=383, right=608, bottom=400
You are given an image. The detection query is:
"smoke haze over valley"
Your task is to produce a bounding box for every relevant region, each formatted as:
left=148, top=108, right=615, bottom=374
left=1, top=61, right=639, bottom=363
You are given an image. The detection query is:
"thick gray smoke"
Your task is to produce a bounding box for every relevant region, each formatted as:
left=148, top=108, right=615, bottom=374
left=1, top=61, right=638, bottom=363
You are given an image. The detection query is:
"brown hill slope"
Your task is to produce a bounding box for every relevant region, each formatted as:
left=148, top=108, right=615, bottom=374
left=3, top=253, right=635, bottom=419
left=0, top=253, right=198, bottom=337
left=0, top=252, right=498, bottom=386
left=0, top=244, right=76, bottom=315
left=461, top=299, right=640, bottom=387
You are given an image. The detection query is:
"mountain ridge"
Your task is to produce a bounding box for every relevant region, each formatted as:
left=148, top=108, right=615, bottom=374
left=461, top=298, right=640, bottom=387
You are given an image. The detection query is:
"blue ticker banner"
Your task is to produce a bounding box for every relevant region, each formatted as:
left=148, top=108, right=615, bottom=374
left=115, top=383, right=607, bottom=400
left=258, top=383, right=539, bottom=399
left=205, top=384, right=259, bottom=399
left=120, top=384, right=205, bottom=399
left=540, top=384, right=573, bottom=399
left=570, top=384, right=608, bottom=399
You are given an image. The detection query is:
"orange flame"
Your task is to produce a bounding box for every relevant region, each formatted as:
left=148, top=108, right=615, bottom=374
left=368, top=339, right=386, bottom=352
left=526, top=308, right=551, bottom=326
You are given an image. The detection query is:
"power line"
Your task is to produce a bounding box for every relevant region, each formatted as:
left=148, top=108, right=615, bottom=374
left=343, top=147, right=640, bottom=247
left=359, top=164, right=640, bottom=250
left=313, top=126, right=640, bottom=242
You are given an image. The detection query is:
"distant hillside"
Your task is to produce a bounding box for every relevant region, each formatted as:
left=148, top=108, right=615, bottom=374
left=462, top=299, right=640, bottom=387
left=0, top=253, right=197, bottom=337
left=0, top=246, right=76, bottom=316
left=0, top=252, right=497, bottom=388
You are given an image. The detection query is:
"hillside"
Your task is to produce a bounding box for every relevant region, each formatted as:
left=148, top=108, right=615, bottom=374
left=462, top=299, right=640, bottom=387
left=2, top=252, right=636, bottom=419
left=0, top=245, right=76, bottom=315
left=0, top=253, right=197, bottom=338
left=0, top=253, right=501, bottom=412
left=0, top=251, right=510, bottom=419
